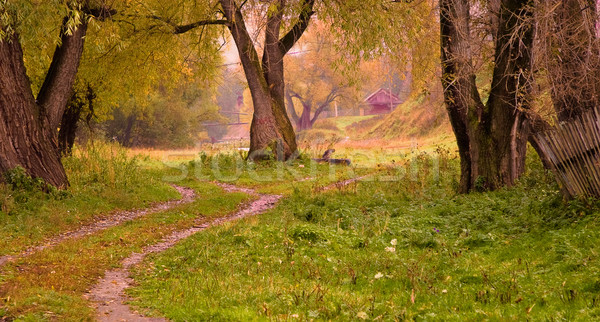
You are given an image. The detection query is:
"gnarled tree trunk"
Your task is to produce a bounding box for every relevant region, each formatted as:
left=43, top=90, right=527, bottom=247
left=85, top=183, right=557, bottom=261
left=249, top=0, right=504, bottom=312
left=286, top=89, right=338, bottom=131
left=545, top=0, right=600, bottom=121
left=220, top=0, right=314, bottom=160
left=0, top=15, right=88, bottom=188
left=440, top=0, right=533, bottom=192
left=0, top=34, right=68, bottom=187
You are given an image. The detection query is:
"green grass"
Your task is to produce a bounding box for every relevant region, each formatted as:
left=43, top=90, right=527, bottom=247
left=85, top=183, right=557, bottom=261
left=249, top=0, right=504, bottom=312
left=0, top=142, right=364, bottom=320
left=0, top=143, right=182, bottom=257
left=162, top=152, right=371, bottom=196
left=5, top=142, right=600, bottom=321
left=327, top=115, right=380, bottom=134
left=128, top=155, right=600, bottom=320
left=0, top=179, right=249, bottom=320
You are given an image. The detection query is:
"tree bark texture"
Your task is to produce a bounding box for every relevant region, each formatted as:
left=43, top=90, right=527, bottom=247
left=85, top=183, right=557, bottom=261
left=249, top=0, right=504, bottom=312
left=440, top=0, right=533, bottom=192
left=0, top=16, right=88, bottom=187
left=546, top=0, right=600, bottom=121
left=220, top=0, right=314, bottom=160
left=0, top=34, right=68, bottom=187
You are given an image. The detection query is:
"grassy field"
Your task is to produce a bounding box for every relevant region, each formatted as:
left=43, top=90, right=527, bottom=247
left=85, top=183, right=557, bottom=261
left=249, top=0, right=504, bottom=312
left=2, top=141, right=600, bottom=320
left=0, top=142, right=365, bottom=320
left=128, top=152, right=600, bottom=320
left=0, top=143, right=180, bottom=257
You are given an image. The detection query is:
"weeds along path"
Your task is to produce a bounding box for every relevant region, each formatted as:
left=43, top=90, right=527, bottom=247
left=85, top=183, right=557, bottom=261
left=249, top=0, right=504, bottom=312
left=0, top=185, right=196, bottom=267
left=86, top=178, right=369, bottom=321
left=88, top=183, right=281, bottom=322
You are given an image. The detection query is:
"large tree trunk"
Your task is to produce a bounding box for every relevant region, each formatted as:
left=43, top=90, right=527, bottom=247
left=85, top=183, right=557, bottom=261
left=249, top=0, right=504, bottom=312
left=297, top=103, right=312, bottom=131
left=58, top=97, right=84, bottom=156
left=0, top=34, right=69, bottom=187
left=219, top=0, right=313, bottom=160
left=440, top=0, right=476, bottom=192
left=546, top=0, right=600, bottom=121
left=38, top=17, right=88, bottom=130
left=0, top=14, right=88, bottom=188
left=471, top=0, right=533, bottom=190
left=221, top=0, right=290, bottom=159
left=440, top=0, right=533, bottom=192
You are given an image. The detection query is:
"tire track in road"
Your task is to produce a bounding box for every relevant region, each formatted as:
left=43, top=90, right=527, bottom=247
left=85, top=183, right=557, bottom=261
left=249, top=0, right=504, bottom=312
left=0, top=185, right=196, bottom=267
left=87, top=183, right=281, bottom=322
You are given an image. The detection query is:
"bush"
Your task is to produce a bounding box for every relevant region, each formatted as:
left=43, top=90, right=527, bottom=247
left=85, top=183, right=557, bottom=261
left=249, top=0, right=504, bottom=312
left=2, top=166, right=49, bottom=192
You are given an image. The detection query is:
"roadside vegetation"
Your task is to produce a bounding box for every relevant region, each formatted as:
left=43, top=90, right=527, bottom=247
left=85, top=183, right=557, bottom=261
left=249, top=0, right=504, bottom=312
left=0, top=142, right=179, bottom=256
left=0, top=142, right=255, bottom=319
left=2, top=0, right=600, bottom=320
left=0, top=141, right=363, bottom=320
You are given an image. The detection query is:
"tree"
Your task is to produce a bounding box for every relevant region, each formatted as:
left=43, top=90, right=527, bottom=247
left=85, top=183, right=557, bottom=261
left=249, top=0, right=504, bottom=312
left=537, top=0, right=600, bottom=121
left=58, top=83, right=96, bottom=155
left=102, top=77, right=222, bottom=148
left=140, top=0, right=311, bottom=159
left=283, top=37, right=393, bottom=131
left=53, top=0, right=224, bottom=153
left=440, top=0, right=534, bottom=192
left=284, top=28, right=344, bottom=131
left=146, top=0, right=425, bottom=160
left=218, top=0, right=313, bottom=160
left=0, top=1, right=114, bottom=187
left=285, top=88, right=339, bottom=131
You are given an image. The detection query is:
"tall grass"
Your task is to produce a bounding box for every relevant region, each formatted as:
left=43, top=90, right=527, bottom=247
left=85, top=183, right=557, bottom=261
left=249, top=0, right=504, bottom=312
left=64, top=141, right=141, bottom=191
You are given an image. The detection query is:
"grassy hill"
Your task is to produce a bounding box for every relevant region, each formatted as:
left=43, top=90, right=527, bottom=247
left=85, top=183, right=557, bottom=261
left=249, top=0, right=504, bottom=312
left=297, top=90, right=453, bottom=164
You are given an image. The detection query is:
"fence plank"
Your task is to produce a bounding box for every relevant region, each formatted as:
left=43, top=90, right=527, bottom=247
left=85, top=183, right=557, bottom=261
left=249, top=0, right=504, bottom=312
left=535, top=106, right=600, bottom=199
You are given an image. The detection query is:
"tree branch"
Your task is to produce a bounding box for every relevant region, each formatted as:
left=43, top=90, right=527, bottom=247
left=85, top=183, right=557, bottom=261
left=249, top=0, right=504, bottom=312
left=148, top=15, right=229, bottom=34
left=36, top=17, right=88, bottom=129
left=278, top=0, right=316, bottom=54
left=526, top=110, right=553, bottom=170
left=83, top=5, right=117, bottom=21
left=311, top=89, right=339, bottom=124
left=285, top=90, right=300, bottom=122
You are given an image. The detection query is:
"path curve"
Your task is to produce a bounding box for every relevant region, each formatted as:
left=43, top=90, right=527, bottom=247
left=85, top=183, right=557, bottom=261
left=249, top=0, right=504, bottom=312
left=87, top=183, right=281, bottom=322
left=0, top=185, right=195, bottom=267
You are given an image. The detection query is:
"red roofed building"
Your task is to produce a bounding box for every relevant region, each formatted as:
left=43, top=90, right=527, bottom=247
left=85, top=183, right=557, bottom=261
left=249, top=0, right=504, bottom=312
left=363, top=88, right=403, bottom=115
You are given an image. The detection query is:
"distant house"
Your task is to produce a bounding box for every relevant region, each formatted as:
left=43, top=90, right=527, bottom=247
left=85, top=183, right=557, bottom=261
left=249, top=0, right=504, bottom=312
left=363, top=88, right=402, bottom=115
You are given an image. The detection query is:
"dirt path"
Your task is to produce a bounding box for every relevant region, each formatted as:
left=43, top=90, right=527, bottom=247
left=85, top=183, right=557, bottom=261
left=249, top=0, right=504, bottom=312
left=320, top=174, right=372, bottom=192
left=0, top=185, right=195, bottom=267
left=87, top=183, right=281, bottom=322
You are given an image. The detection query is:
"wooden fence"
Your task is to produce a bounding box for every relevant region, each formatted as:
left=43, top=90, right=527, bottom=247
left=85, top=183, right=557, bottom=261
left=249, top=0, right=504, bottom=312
left=535, top=107, right=600, bottom=199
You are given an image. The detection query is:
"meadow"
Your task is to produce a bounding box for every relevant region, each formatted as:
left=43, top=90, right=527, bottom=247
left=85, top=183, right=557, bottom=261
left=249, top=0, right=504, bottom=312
left=1, top=140, right=600, bottom=320
left=128, top=149, right=600, bottom=320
